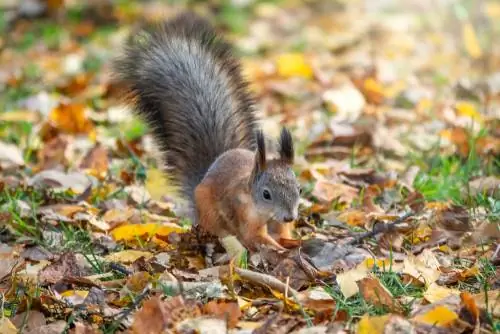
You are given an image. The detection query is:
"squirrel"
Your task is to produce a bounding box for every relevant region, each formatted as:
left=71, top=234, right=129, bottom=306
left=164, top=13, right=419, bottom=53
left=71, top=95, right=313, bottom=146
left=112, top=12, right=300, bottom=251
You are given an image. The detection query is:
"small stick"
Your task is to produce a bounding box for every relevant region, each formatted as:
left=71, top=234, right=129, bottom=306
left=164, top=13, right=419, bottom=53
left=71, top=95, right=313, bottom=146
left=234, top=267, right=299, bottom=298
left=347, top=211, right=414, bottom=246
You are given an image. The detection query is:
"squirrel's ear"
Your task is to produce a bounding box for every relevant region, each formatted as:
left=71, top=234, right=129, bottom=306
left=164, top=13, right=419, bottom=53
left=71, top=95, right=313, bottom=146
left=278, top=127, right=294, bottom=165
left=255, top=130, right=267, bottom=172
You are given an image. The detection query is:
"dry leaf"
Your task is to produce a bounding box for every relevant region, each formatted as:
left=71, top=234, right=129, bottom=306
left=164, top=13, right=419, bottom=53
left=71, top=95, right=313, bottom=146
left=145, top=168, right=174, bottom=201
left=110, top=223, right=184, bottom=242
left=276, top=53, right=313, bottom=79
left=323, top=83, right=366, bottom=122
left=412, top=305, right=458, bottom=327
left=104, top=250, right=153, bottom=264
left=39, top=253, right=85, bottom=284
left=312, top=180, right=358, bottom=205
left=423, top=282, right=460, bottom=303
left=357, top=276, right=403, bottom=313
left=202, top=300, right=242, bottom=329
left=0, top=141, right=25, bottom=168
left=336, top=261, right=369, bottom=298
left=48, top=103, right=95, bottom=136
left=357, top=314, right=391, bottom=334
left=462, top=22, right=482, bottom=59
left=79, top=143, right=109, bottom=178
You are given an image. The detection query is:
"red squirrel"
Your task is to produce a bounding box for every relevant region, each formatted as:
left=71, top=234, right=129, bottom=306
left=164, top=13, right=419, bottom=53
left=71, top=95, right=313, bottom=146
left=112, top=12, right=300, bottom=251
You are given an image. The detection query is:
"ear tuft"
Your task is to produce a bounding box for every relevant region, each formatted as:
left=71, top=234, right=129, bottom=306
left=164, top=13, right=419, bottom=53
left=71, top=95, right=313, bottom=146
left=255, top=130, right=266, bottom=171
left=279, top=127, right=294, bottom=165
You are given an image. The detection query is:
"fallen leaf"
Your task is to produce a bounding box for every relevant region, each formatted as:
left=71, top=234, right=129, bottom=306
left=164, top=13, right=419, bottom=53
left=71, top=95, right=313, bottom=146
left=455, top=101, right=482, bottom=123
left=11, top=310, right=46, bottom=332
left=36, top=135, right=69, bottom=171
left=39, top=253, right=86, bottom=284
left=0, top=110, right=40, bottom=122
left=102, top=207, right=137, bottom=227
left=323, top=83, right=366, bottom=122
left=202, top=300, right=241, bottom=329
left=312, top=180, right=358, bottom=205
left=110, top=223, right=184, bottom=242
left=423, top=282, right=460, bottom=303
left=79, top=143, right=109, bottom=179
left=336, top=210, right=367, bottom=227
left=472, top=290, right=500, bottom=318
left=130, top=296, right=201, bottom=334
left=298, top=287, right=336, bottom=313
left=29, top=170, right=92, bottom=194
left=462, top=22, right=482, bottom=59
left=0, top=141, right=25, bottom=168
left=48, top=103, right=95, bottom=136
left=145, top=168, right=174, bottom=201
left=276, top=53, right=313, bottom=79
left=402, top=254, right=440, bottom=287
left=357, top=314, right=391, bottom=334
left=412, top=305, right=458, bottom=327
left=125, top=271, right=151, bottom=293
left=336, top=261, right=370, bottom=298
left=357, top=276, right=403, bottom=313
left=104, top=250, right=153, bottom=264
left=24, top=320, right=67, bottom=334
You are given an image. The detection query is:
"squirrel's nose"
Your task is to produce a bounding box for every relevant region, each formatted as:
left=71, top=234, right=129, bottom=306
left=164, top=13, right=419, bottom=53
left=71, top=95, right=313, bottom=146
left=283, top=216, right=295, bottom=222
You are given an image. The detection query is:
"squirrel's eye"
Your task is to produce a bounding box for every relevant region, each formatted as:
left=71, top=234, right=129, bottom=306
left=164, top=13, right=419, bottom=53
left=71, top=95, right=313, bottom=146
left=298, top=186, right=302, bottom=195
left=263, top=189, right=272, bottom=201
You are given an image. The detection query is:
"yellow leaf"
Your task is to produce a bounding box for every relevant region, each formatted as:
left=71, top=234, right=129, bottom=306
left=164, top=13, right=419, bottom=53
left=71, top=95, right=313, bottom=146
left=60, top=290, right=89, bottom=298
left=462, top=22, right=482, bottom=59
left=104, top=250, right=154, bottom=263
left=455, top=101, right=483, bottom=122
left=276, top=53, right=313, bottom=79
left=485, top=1, right=500, bottom=19
left=412, top=305, right=458, bottom=327
left=110, top=223, right=185, bottom=242
left=0, top=110, right=39, bottom=123
left=146, top=168, right=176, bottom=201
left=336, top=261, right=370, bottom=298
left=424, top=282, right=460, bottom=303
left=357, top=314, right=390, bottom=334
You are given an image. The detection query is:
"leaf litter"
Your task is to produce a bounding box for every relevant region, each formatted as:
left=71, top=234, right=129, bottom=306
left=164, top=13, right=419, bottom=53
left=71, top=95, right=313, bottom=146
left=0, top=0, right=499, bottom=333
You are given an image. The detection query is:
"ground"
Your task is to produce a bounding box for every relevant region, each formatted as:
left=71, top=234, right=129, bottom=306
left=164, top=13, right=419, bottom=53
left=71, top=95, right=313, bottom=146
left=0, top=0, right=498, bottom=333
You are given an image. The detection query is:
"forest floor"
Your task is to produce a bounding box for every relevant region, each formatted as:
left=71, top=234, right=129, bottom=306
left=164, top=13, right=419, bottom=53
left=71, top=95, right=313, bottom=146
left=0, top=0, right=498, bottom=333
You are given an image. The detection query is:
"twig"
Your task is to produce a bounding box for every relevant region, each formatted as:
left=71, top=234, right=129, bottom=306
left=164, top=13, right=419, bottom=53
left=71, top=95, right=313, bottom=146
left=347, top=211, right=414, bottom=246
left=234, top=267, right=299, bottom=298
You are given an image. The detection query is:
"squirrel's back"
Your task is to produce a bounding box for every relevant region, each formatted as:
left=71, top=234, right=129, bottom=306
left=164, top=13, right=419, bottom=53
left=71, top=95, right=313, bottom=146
left=112, top=12, right=257, bottom=202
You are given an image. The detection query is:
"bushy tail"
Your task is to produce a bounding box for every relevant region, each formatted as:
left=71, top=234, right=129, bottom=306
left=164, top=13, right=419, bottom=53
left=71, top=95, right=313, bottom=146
left=112, top=12, right=257, bottom=202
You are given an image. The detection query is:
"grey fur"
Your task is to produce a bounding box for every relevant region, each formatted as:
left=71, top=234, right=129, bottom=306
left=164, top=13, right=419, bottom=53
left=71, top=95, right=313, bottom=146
left=112, top=12, right=257, bottom=203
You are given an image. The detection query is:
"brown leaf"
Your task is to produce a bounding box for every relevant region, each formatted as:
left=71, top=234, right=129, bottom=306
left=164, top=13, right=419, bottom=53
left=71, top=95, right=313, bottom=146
left=79, top=143, right=109, bottom=179
left=130, top=296, right=201, bottom=334
left=11, top=310, right=46, bottom=333
left=202, top=300, right=241, bottom=329
left=57, top=73, right=93, bottom=97
left=39, top=253, right=86, bottom=284
left=36, top=135, right=69, bottom=171
left=24, top=320, right=67, bottom=334
left=71, top=322, right=102, bottom=334
left=312, top=180, right=358, bottom=205
left=297, top=287, right=335, bottom=313
left=357, top=276, right=403, bottom=313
